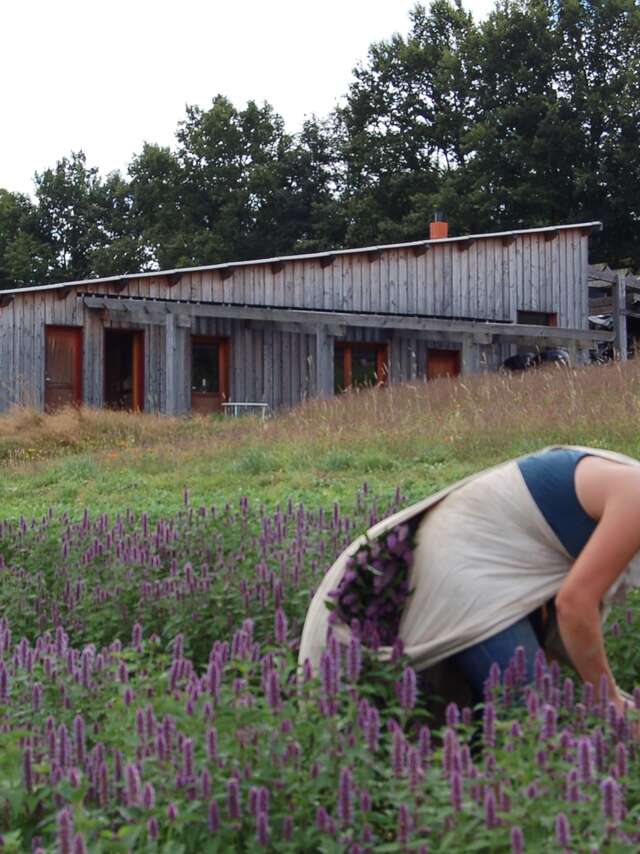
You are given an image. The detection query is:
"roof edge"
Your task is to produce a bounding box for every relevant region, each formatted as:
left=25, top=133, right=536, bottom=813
left=1, top=221, right=602, bottom=297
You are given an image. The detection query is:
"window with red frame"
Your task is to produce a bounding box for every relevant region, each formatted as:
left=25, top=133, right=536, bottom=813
left=334, top=342, right=389, bottom=393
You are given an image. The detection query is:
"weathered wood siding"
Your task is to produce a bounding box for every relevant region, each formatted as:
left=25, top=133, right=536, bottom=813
left=104, top=228, right=586, bottom=326
left=0, top=227, right=590, bottom=414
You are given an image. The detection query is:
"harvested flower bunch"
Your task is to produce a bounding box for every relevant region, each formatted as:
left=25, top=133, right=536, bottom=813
left=326, top=519, right=421, bottom=647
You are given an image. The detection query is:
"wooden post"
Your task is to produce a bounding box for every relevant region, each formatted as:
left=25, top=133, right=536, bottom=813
left=613, top=271, right=628, bottom=361
left=315, top=324, right=334, bottom=398
left=461, top=334, right=477, bottom=375
left=165, top=312, right=176, bottom=414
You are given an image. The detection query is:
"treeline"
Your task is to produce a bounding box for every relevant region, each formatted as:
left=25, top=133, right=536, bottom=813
left=1, top=0, right=639, bottom=289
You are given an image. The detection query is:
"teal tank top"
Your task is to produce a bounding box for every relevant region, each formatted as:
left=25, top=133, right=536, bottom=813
left=517, top=449, right=597, bottom=559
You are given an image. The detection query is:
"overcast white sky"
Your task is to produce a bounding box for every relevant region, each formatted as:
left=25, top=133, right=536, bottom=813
left=1, top=0, right=494, bottom=197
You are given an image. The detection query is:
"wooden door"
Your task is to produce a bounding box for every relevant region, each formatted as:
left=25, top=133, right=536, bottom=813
left=191, top=336, right=229, bottom=414
left=426, top=349, right=460, bottom=380
left=44, top=326, right=83, bottom=412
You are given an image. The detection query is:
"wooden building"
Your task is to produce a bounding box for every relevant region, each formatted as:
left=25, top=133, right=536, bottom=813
left=0, top=221, right=612, bottom=415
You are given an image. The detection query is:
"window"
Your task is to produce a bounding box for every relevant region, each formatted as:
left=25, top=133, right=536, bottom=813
left=517, top=311, right=558, bottom=326
left=334, top=342, right=388, bottom=393
left=192, top=341, right=221, bottom=393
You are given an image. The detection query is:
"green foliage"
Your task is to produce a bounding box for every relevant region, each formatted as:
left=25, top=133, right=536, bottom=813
left=1, top=0, right=640, bottom=285
left=0, top=487, right=640, bottom=850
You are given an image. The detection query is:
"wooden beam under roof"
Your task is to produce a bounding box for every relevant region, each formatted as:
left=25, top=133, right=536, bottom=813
left=82, top=295, right=612, bottom=344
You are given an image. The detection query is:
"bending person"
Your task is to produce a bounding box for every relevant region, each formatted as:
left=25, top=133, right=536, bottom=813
left=298, top=446, right=640, bottom=714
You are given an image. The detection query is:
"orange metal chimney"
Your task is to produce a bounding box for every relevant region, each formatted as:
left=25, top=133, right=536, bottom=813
left=429, top=210, right=448, bottom=240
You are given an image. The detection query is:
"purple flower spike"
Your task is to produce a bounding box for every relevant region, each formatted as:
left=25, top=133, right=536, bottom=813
left=256, top=811, right=270, bottom=845
left=182, top=738, right=194, bottom=778
left=450, top=770, right=463, bottom=812
left=555, top=813, right=570, bottom=847
left=337, top=767, right=353, bottom=826
left=315, top=805, right=330, bottom=832
left=601, top=777, right=622, bottom=822
left=419, top=725, right=431, bottom=761
left=227, top=778, right=242, bottom=819
left=511, top=826, right=524, bottom=854
left=446, top=703, right=460, bottom=727
left=57, top=808, right=74, bottom=854
left=347, top=636, right=362, bottom=682
left=615, top=742, right=628, bottom=778
left=73, top=834, right=87, bottom=854
left=147, top=817, right=159, bottom=840
left=514, top=646, right=526, bottom=683
left=125, top=763, right=142, bottom=807
left=167, top=802, right=178, bottom=822
left=400, top=666, right=417, bottom=710
left=360, top=788, right=372, bottom=813
left=274, top=608, right=288, bottom=644
left=73, top=715, right=86, bottom=765
left=266, top=669, right=281, bottom=714
left=397, top=803, right=412, bottom=844
left=142, top=782, right=156, bottom=810
left=541, top=704, right=557, bottom=740
left=565, top=768, right=580, bottom=803
left=366, top=706, right=380, bottom=752
left=484, top=787, right=498, bottom=829
left=483, top=702, right=496, bottom=748
left=22, top=747, right=33, bottom=792
left=208, top=800, right=220, bottom=832
left=578, top=736, right=593, bottom=784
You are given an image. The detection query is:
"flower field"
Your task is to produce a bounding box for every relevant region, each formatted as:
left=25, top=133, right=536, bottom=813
left=1, top=483, right=640, bottom=853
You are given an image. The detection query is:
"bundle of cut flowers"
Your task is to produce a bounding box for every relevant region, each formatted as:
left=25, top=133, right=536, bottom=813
left=327, top=518, right=422, bottom=647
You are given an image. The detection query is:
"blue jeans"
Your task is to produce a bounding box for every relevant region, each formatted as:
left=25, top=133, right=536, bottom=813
left=450, top=612, right=543, bottom=703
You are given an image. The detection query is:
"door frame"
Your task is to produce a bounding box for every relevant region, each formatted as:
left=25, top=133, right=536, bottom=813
left=190, top=335, right=230, bottom=411
left=103, top=328, right=145, bottom=411
left=44, top=325, right=83, bottom=411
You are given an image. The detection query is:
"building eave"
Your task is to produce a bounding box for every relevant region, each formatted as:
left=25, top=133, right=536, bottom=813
left=0, top=221, right=602, bottom=298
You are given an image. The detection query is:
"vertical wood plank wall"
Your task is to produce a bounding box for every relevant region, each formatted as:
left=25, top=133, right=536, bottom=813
left=0, top=228, right=590, bottom=414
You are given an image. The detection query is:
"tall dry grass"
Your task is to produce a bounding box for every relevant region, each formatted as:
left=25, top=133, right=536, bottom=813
left=1, top=361, right=639, bottom=467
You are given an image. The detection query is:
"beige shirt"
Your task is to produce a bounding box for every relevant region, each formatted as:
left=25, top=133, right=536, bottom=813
left=298, top=445, right=640, bottom=673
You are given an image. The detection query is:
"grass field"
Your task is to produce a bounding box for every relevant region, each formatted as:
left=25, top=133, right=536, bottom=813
left=1, top=359, right=640, bottom=522
left=2, top=361, right=640, bottom=852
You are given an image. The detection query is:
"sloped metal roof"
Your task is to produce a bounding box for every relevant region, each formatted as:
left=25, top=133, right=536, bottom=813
left=1, top=221, right=602, bottom=297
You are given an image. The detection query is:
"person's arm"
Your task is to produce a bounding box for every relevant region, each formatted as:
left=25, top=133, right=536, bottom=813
left=555, top=477, right=640, bottom=713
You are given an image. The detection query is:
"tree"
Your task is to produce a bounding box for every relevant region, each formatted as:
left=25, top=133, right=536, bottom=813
left=0, top=189, right=53, bottom=289
left=34, top=152, right=106, bottom=281
left=336, top=0, right=479, bottom=245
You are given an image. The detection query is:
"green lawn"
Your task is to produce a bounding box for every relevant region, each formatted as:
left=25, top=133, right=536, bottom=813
left=1, top=359, right=639, bottom=522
